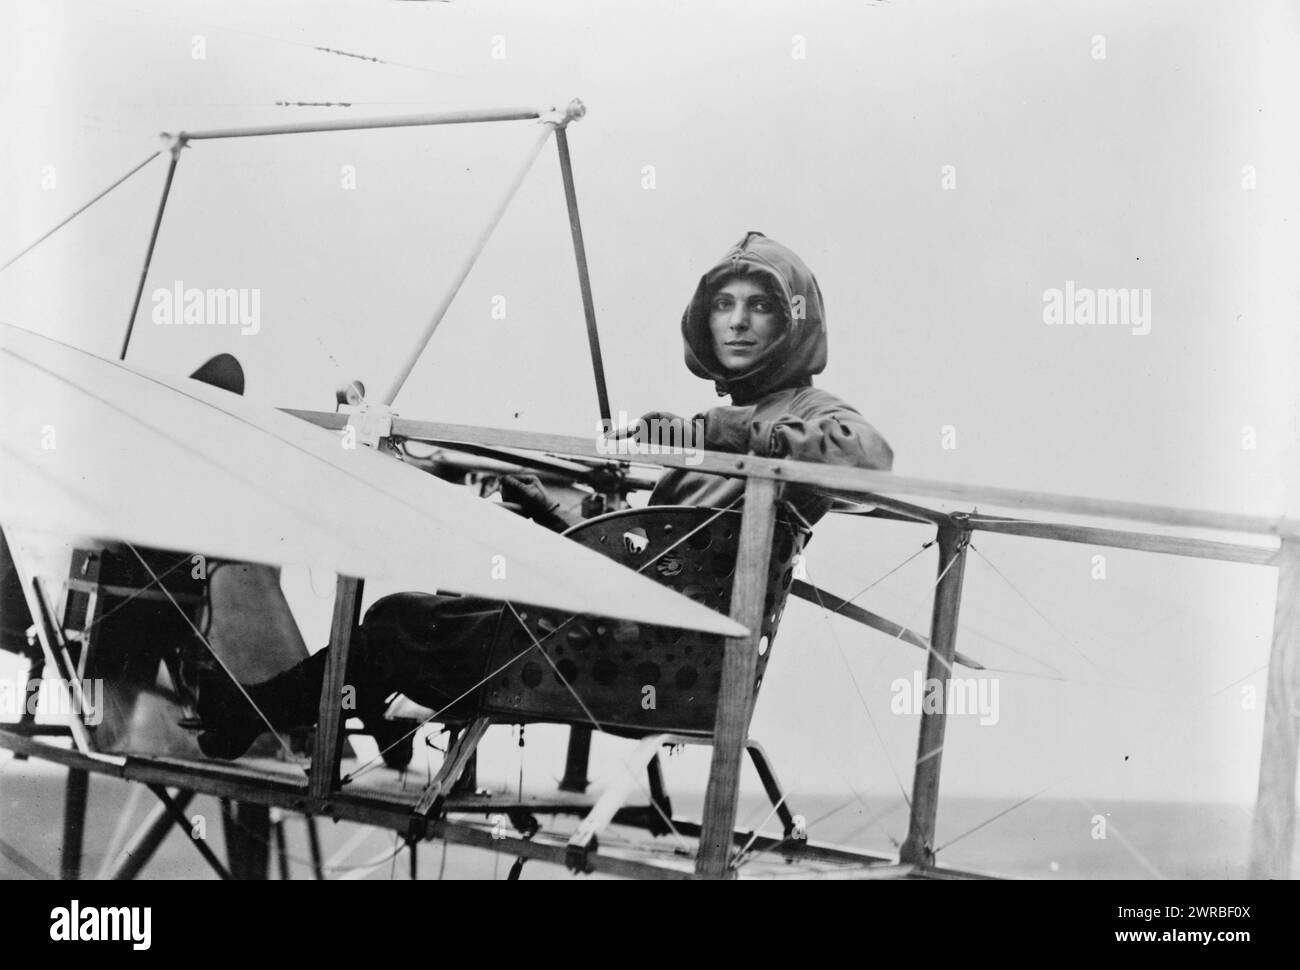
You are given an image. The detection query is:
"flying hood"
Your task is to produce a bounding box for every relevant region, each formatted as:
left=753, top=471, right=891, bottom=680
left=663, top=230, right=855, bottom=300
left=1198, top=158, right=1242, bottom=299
left=682, top=231, right=828, bottom=404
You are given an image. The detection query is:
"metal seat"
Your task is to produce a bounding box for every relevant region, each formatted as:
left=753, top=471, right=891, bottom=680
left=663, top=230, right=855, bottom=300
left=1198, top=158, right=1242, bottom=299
left=410, top=506, right=811, bottom=867
left=476, top=505, right=807, bottom=736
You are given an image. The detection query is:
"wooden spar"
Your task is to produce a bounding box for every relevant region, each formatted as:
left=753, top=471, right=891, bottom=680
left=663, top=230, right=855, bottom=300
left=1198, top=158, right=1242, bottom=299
left=966, top=515, right=1279, bottom=568
left=789, top=579, right=984, bottom=670
left=282, top=412, right=1292, bottom=541
left=310, top=576, right=364, bottom=800
left=555, top=125, right=612, bottom=425
left=122, top=138, right=184, bottom=361
left=1249, top=537, right=1300, bottom=879
left=899, top=522, right=970, bottom=868
left=379, top=123, right=556, bottom=405
left=837, top=494, right=952, bottom=527
left=696, top=476, right=779, bottom=878
left=178, top=106, right=543, bottom=141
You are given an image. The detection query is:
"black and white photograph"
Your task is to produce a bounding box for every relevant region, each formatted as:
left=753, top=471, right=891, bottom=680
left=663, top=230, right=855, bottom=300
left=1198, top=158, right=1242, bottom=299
left=0, top=0, right=1297, bottom=923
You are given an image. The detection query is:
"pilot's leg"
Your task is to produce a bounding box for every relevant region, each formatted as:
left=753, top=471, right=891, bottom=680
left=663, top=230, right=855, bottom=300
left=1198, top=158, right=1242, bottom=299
left=355, top=592, right=503, bottom=718
left=196, top=650, right=329, bottom=759
left=196, top=592, right=502, bottom=762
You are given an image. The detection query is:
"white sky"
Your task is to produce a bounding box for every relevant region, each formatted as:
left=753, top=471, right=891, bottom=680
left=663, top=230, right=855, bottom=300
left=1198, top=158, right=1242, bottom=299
left=1, top=0, right=1298, bottom=824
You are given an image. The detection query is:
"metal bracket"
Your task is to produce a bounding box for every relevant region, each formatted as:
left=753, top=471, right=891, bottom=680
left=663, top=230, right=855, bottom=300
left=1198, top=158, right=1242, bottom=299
left=539, top=98, right=586, bottom=129
left=345, top=402, right=395, bottom=450
left=158, top=132, right=190, bottom=157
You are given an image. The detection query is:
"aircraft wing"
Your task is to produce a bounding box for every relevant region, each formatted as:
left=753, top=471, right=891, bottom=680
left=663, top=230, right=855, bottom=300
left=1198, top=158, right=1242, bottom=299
left=0, top=322, right=747, bottom=638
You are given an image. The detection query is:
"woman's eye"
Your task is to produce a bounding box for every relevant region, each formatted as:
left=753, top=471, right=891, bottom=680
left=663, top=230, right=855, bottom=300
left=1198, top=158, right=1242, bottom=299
left=751, top=300, right=773, bottom=313
left=712, top=298, right=732, bottom=311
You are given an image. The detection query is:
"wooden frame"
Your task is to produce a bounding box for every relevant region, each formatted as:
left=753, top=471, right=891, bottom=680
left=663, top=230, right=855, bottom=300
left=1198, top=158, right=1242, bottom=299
left=277, top=417, right=1296, bottom=878
left=3, top=425, right=1293, bottom=879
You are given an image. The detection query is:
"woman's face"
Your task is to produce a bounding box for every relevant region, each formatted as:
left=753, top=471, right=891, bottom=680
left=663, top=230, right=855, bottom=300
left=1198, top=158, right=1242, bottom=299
left=708, top=276, right=784, bottom=373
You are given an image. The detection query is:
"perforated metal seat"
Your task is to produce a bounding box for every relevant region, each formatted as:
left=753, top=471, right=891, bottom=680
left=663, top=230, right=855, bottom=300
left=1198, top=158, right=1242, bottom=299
left=476, top=505, right=808, bottom=736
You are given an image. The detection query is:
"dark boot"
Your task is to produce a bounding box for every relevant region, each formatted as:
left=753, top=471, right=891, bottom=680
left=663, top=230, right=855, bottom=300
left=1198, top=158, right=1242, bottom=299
left=197, top=652, right=328, bottom=759
left=349, top=652, right=414, bottom=771
left=197, top=649, right=413, bottom=768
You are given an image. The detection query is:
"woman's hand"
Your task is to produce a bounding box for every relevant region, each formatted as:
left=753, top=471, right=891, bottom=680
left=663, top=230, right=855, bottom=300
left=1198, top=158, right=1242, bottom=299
left=499, top=474, right=574, bottom=532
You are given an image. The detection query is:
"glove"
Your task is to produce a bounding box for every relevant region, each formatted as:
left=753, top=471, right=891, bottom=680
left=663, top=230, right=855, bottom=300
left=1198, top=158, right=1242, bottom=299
left=631, top=411, right=703, bottom=451
left=499, top=474, right=569, bottom=531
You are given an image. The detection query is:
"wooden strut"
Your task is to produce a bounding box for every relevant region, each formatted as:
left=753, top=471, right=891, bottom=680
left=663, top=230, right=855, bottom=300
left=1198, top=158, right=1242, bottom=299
left=413, top=716, right=491, bottom=819
left=567, top=732, right=677, bottom=872
left=306, top=816, right=325, bottom=880
left=696, top=476, right=780, bottom=878
left=60, top=768, right=89, bottom=880
left=221, top=800, right=271, bottom=880
left=102, top=789, right=194, bottom=881
left=310, top=576, right=364, bottom=800
left=147, top=785, right=234, bottom=880
left=380, top=123, right=556, bottom=405
left=899, top=522, right=971, bottom=868
left=558, top=725, right=593, bottom=794
left=790, top=578, right=984, bottom=670
left=1248, top=537, right=1300, bottom=879
left=122, top=138, right=184, bottom=361
left=554, top=125, right=612, bottom=425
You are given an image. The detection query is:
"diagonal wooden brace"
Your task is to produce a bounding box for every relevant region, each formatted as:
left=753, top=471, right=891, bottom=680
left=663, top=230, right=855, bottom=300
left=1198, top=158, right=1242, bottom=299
left=566, top=732, right=688, bottom=874
left=412, top=716, right=492, bottom=824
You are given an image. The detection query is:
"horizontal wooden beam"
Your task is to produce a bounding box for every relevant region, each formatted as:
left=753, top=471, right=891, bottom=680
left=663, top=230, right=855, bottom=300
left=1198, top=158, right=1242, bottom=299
left=281, top=410, right=1293, bottom=543
left=179, top=106, right=542, bottom=141
left=0, top=730, right=930, bottom=880
left=966, top=516, right=1279, bottom=567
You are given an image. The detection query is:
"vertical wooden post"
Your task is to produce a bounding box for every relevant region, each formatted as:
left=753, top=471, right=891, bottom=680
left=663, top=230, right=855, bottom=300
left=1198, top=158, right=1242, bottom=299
left=221, top=800, right=270, bottom=880
left=559, top=725, right=593, bottom=793
left=899, top=523, right=970, bottom=868
left=310, top=576, right=363, bottom=801
left=696, top=476, right=779, bottom=879
left=60, top=768, right=89, bottom=880
left=305, top=817, right=325, bottom=880
left=1249, top=537, right=1300, bottom=879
